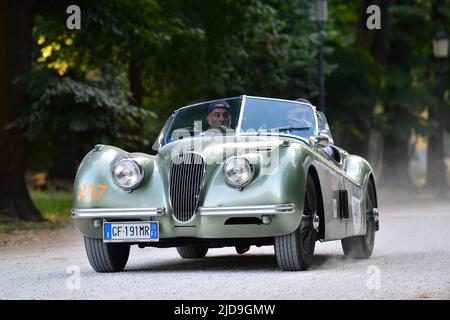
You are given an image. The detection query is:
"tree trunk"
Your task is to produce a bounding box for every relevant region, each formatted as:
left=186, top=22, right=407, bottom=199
left=126, top=60, right=145, bottom=149
left=426, top=0, right=449, bottom=191
left=48, top=141, right=89, bottom=183
left=344, top=0, right=392, bottom=159
left=339, top=130, right=369, bottom=158
left=377, top=0, right=416, bottom=189
left=0, top=0, right=42, bottom=221
left=128, top=61, right=144, bottom=107
left=380, top=132, right=414, bottom=188
left=426, top=78, right=448, bottom=190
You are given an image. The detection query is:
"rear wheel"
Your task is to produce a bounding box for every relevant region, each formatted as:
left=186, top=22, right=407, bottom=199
left=341, top=179, right=376, bottom=259
left=176, top=245, right=208, bottom=259
left=274, top=174, right=319, bottom=271
left=84, top=236, right=130, bottom=273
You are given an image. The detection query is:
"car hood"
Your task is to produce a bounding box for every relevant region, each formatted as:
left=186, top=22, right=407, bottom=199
left=156, top=135, right=294, bottom=163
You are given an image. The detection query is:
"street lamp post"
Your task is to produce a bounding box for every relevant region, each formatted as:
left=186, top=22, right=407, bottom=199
left=427, top=28, right=449, bottom=190
left=314, top=0, right=328, bottom=113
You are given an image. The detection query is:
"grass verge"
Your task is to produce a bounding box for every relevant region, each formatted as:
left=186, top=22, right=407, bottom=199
left=0, top=190, right=72, bottom=234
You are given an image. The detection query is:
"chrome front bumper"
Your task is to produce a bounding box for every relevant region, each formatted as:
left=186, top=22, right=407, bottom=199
left=198, top=204, right=295, bottom=216
left=71, top=208, right=166, bottom=219
left=71, top=203, right=295, bottom=219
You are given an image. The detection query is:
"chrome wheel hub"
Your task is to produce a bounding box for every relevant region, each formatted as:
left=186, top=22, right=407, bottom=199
left=312, top=212, right=320, bottom=232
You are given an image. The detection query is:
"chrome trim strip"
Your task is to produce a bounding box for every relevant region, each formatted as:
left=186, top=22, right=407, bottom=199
left=71, top=208, right=166, bottom=219
left=176, top=95, right=243, bottom=111
left=236, top=94, right=246, bottom=136
left=245, top=95, right=315, bottom=108
left=198, top=204, right=295, bottom=216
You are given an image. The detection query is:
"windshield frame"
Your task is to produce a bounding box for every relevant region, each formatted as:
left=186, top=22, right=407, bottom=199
left=159, top=95, right=319, bottom=147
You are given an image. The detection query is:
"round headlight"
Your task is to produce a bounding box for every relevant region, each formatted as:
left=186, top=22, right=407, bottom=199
left=112, top=158, right=143, bottom=190
left=223, top=157, right=254, bottom=188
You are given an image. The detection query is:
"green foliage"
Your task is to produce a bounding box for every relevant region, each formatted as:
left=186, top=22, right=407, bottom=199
left=17, top=0, right=184, bottom=165
left=326, top=45, right=381, bottom=137
left=9, top=66, right=153, bottom=163
left=378, top=0, right=443, bottom=138
left=15, top=0, right=448, bottom=170
left=327, top=0, right=449, bottom=148
left=143, top=0, right=322, bottom=139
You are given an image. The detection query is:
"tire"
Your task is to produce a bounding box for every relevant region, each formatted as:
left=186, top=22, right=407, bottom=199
left=176, top=245, right=208, bottom=259
left=274, top=174, right=319, bottom=271
left=235, top=245, right=250, bottom=254
left=341, top=179, right=376, bottom=259
left=84, top=236, right=130, bottom=273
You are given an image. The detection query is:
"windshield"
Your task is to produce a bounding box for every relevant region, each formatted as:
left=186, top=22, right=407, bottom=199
left=164, top=97, right=241, bottom=144
left=159, top=96, right=317, bottom=146
left=240, top=97, right=316, bottom=140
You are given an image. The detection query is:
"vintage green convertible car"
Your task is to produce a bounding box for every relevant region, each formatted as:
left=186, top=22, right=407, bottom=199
left=72, top=96, right=379, bottom=272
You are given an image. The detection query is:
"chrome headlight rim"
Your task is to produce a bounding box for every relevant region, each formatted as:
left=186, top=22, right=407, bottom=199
left=112, top=158, right=144, bottom=191
left=223, top=156, right=255, bottom=188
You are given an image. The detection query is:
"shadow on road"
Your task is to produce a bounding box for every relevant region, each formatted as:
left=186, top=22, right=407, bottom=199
left=125, top=253, right=353, bottom=273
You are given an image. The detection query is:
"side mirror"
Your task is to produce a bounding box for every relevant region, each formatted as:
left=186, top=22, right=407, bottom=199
left=309, top=134, right=330, bottom=149
left=152, top=133, right=164, bottom=152
left=153, top=113, right=176, bottom=152
left=152, top=141, right=160, bottom=152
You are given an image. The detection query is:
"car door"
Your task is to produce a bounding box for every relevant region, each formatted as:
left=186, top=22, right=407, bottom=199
left=315, top=112, right=364, bottom=238
left=314, top=112, right=349, bottom=240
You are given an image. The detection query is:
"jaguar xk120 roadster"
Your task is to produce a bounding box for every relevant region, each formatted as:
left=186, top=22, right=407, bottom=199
left=72, top=96, right=379, bottom=272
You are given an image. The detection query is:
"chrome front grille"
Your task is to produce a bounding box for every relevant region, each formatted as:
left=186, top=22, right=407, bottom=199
left=169, top=153, right=206, bottom=222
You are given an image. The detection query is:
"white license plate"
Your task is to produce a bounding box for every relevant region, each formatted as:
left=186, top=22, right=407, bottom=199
left=103, top=221, right=159, bottom=242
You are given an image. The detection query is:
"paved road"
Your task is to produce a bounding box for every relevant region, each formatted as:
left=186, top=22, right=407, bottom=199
left=1, top=199, right=450, bottom=300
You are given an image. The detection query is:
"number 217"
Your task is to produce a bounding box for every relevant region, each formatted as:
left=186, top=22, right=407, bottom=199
left=78, top=184, right=107, bottom=201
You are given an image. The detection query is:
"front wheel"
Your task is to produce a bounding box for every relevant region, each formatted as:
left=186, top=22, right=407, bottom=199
left=341, top=179, right=377, bottom=259
left=84, top=236, right=130, bottom=273
left=274, top=174, right=319, bottom=271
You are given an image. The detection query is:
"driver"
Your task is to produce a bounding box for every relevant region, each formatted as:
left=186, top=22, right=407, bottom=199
left=206, top=100, right=232, bottom=133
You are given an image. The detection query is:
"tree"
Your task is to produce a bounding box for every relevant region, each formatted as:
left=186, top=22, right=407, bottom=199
left=144, top=0, right=320, bottom=141
left=0, top=0, right=42, bottom=221
left=14, top=0, right=172, bottom=176
left=426, top=0, right=449, bottom=191
left=379, top=2, right=430, bottom=188
left=326, top=0, right=389, bottom=158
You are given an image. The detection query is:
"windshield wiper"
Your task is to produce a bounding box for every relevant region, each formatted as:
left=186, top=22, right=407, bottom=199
left=268, top=126, right=310, bottom=132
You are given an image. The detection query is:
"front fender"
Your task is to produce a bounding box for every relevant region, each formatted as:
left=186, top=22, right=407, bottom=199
left=72, top=145, right=168, bottom=237
left=73, top=145, right=164, bottom=208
